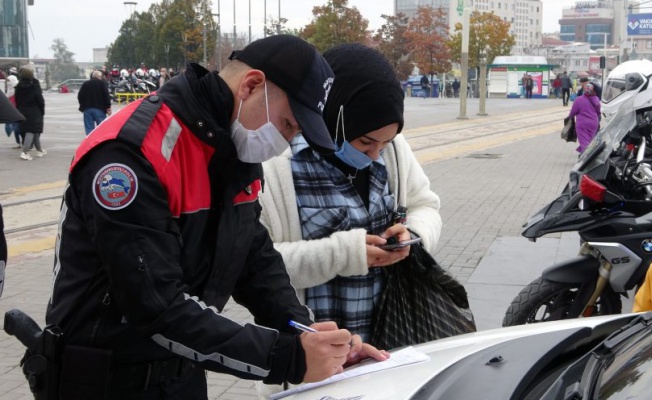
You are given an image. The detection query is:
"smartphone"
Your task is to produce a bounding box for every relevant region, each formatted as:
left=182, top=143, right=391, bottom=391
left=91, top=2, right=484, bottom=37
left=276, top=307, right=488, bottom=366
left=378, top=237, right=422, bottom=251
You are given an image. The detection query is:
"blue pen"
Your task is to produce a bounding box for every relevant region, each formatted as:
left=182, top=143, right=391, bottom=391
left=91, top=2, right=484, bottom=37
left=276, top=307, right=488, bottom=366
left=290, top=320, right=353, bottom=347
left=289, top=320, right=317, bottom=333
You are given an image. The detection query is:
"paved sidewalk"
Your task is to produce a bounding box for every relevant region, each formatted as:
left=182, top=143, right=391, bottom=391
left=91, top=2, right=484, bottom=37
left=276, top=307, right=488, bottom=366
left=0, top=94, right=578, bottom=399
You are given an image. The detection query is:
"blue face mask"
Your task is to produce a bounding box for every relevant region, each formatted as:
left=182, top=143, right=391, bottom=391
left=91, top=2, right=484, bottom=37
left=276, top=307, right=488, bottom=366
left=333, top=106, right=373, bottom=170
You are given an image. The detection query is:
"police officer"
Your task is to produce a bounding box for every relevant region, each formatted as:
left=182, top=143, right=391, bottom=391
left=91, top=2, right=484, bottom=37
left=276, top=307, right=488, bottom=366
left=45, top=35, right=385, bottom=399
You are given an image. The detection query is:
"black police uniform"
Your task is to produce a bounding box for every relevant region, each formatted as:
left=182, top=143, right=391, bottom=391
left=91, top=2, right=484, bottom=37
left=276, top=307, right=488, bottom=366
left=46, top=63, right=312, bottom=399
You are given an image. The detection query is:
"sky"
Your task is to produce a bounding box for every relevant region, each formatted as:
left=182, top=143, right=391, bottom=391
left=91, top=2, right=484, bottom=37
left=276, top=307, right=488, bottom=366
left=27, top=0, right=567, bottom=62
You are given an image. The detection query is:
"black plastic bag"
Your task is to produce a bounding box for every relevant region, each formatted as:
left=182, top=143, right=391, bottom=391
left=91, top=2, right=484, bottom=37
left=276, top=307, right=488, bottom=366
left=561, top=117, right=577, bottom=142
left=370, top=244, right=476, bottom=350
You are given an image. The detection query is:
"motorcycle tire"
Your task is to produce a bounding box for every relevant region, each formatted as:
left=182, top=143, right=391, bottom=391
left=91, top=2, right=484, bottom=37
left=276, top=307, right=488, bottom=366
left=502, top=277, right=622, bottom=327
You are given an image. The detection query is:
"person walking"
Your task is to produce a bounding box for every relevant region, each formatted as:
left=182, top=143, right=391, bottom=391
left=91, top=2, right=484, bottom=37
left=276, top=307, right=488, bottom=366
left=42, top=35, right=385, bottom=400
left=561, top=71, right=573, bottom=106
left=552, top=75, right=562, bottom=98
left=576, top=77, right=602, bottom=100
left=420, top=74, right=430, bottom=98
left=525, top=74, right=534, bottom=99
left=4, top=73, right=22, bottom=148
left=452, top=78, right=460, bottom=98
left=77, top=70, right=112, bottom=135
left=568, top=83, right=600, bottom=153
left=14, top=68, right=45, bottom=161
left=159, top=67, right=171, bottom=87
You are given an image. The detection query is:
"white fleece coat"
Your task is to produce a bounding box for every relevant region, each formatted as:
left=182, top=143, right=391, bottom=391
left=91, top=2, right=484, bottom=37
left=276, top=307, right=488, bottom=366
left=259, top=134, right=442, bottom=303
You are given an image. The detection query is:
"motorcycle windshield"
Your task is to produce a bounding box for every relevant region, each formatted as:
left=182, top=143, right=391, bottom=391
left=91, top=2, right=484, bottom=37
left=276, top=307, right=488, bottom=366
left=523, top=108, right=637, bottom=238
left=569, top=108, right=637, bottom=192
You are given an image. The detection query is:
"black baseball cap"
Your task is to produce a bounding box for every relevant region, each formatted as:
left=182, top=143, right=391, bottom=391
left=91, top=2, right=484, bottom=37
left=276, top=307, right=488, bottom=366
left=229, top=35, right=335, bottom=152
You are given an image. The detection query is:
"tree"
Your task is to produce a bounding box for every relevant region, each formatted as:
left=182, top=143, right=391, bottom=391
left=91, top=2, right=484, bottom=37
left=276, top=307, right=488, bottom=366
left=374, top=13, right=412, bottom=80
left=403, top=6, right=451, bottom=78
left=449, top=11, right=515, bottom=69
left=107, top=0, right=217, bottom=71
left=299, top=0, right=369, bottom=53
left=265, top=17, right=295, bottom=36
left=49, top=39, right=81, bottom=82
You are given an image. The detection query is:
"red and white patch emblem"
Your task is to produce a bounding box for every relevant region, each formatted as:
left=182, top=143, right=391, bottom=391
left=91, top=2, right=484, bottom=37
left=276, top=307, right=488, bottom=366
left=92, top=163, right=138, bottom=210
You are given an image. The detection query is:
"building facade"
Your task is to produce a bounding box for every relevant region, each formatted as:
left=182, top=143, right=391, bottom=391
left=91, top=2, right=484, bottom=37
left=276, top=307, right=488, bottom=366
left=557, top=0, right=638, bottom=51
left=0, top=0, right=31, bottom=63
left=395, top=0, right=543, bottom=55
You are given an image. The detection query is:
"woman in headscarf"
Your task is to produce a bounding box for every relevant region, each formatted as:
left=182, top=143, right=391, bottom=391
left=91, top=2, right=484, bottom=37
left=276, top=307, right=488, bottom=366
left=259, top=42, right=442, bottom=340
left=569, top=82, right=601, bottom=153
left=14, top=68, right=45, bottom=160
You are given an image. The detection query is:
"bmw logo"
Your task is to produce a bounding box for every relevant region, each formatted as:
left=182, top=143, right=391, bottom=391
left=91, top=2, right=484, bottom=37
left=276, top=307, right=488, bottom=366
left=643, top=239, right=652, bottom=253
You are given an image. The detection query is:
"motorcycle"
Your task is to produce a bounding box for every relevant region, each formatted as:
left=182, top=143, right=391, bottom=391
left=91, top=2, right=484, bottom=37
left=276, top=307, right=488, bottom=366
left=503, top=94, right=652, bottom=326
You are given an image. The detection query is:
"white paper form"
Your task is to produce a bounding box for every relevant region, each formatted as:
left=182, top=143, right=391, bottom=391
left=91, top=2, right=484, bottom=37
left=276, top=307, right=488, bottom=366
left=269, top=346, right=430, bottom=400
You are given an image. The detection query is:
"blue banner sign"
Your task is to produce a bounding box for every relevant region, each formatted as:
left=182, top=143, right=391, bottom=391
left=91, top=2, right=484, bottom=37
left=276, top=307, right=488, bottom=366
left=628, top=14, right=652, bottom=36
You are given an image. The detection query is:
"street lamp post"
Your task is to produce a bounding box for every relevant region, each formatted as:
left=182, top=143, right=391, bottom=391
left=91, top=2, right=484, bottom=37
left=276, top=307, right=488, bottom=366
left=182, top=32, right=188, bottom=67
left=164, top=44, right=169, bottom=69
left=478, top=54, right=488, bottom=116
left=216, top=0, right=222, bottom=70
left=124, top=1, right=138, bottom=68
left=458, top=0, right=469, bottom=119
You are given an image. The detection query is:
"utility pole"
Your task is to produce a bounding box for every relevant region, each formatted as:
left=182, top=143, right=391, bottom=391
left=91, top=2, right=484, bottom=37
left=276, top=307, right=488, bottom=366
left=478, top=52, right=488, bottom=116
left=217, top=0, right=222, bottom=70
left=278, top=0, right=281, bottom=34
left=202, top=2, right=207, bottom=66
left=233, top=0, right=236, bottom=45
left=123, top=1, right=137, bottom=68
left=458, top=0, right=469, bottom=119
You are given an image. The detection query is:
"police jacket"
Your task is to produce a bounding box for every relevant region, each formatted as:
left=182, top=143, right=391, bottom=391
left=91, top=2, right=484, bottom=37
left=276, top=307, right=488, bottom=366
left=46, top=63, right=312, bottom=384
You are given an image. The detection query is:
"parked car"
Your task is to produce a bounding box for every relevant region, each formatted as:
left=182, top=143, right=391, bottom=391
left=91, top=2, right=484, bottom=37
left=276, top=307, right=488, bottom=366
left=276, top=312, right=652, bottom=399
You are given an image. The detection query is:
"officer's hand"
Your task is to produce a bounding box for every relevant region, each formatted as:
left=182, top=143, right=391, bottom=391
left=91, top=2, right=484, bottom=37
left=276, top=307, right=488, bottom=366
left=301, top=321, right=352, bottom=382
left=345, top=334, right=390, bottom=367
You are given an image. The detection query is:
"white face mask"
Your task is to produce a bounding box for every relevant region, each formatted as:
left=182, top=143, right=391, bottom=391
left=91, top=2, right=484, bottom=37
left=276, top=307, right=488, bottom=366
left=229, top=82, right=289, bottom=163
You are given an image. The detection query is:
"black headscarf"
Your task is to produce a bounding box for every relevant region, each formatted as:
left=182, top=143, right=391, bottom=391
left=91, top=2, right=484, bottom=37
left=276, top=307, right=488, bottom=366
left=323, top=43, right=404, bottom=146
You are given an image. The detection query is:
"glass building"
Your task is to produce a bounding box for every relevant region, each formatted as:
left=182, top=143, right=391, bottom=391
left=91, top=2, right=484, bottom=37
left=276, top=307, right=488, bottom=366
left=0, top=0, right=29, bottom=60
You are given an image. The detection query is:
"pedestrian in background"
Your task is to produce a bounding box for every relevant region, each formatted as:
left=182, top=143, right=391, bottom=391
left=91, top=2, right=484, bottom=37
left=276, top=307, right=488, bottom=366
left=568, top=83, right=600, bottom=153
left=77, top=70, right=111, bottom=135
left=576, top=77, right=602, bottom=100
left=561, top=71, right=573, bottom=106
left=552, top=75, right=562, bottom=98
left=525, top=74, right=534, bottom=99
left=420, top=74, right=430, bottom=98
left=159, top=67, right=170, bottom=87
left=15, top=68, right=45, bottom=161
left=452, top=78, right=460, bottom=98
left=521, top=73, right=529, bottom=98
left=5, top=73, right=22, bottom=148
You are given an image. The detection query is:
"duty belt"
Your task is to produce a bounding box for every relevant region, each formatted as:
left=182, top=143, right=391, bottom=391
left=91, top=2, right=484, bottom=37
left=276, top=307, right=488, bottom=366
left=112, top=357, right=195, bottom=391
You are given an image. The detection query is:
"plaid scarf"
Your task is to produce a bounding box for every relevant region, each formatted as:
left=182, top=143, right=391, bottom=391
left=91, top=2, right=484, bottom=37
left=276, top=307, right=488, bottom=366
left=290, top=135, right=394, bottom=342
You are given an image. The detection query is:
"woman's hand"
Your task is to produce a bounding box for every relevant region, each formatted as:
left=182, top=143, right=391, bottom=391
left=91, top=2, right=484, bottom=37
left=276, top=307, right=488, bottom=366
left=365, top=223, right=412, bottom=267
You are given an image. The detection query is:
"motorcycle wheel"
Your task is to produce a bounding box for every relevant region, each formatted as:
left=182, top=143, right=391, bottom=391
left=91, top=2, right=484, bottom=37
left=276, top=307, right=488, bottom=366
left=502, top=277, right=622, bottom=326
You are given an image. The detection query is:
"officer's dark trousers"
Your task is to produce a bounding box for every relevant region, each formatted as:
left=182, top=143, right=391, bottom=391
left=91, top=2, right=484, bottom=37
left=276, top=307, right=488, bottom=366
left=109, top=366, right=208, bottom=400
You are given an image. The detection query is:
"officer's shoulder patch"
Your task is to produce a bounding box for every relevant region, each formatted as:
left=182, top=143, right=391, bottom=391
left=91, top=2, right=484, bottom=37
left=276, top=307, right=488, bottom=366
left=92, top=163, right=138, bottom=210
